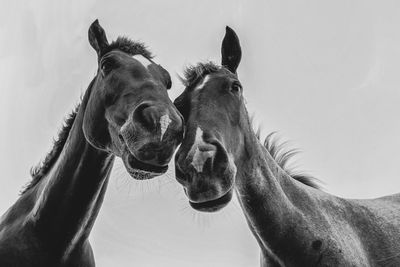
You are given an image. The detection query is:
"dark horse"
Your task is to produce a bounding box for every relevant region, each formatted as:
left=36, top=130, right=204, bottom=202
left=174, top=27, right=400, bottom=266
left=0, top=20, right=183, bottom=266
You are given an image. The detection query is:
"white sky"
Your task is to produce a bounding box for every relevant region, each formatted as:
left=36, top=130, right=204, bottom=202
left=1, top=1, right=400, bottom=266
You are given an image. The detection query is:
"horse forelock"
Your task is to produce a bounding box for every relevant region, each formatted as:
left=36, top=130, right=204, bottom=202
left=105, top=36, right=153, bottom=59
left=181, top=61, right=222, bottom=88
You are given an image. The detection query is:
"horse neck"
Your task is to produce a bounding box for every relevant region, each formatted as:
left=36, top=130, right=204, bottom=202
left=234, top=131, right=320, bottom=263
left=28, top=83, right=114, bottom=258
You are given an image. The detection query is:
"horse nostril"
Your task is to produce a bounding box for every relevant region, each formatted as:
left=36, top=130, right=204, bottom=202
left=133, top=102, right=158, bottom=130
left=190, top=144, right=217, bottom=174
left=175, top=162, right=191, bottom=185
left=118, top=134, right=124, bottom=144
left=198, top=144, right=217, bottom=153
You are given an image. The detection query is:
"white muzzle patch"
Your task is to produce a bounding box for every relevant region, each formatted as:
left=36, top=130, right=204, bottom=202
left=192, top=147, right=216, bottom=173
left=159, top=114, right=172, bottom=141
left=188, top=127, right=216, bottom=173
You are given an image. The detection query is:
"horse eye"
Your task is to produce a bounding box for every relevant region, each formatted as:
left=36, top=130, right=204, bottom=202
left=100, top=61, right=113, bottom=76
left=230, top=83, right=242, bottom=94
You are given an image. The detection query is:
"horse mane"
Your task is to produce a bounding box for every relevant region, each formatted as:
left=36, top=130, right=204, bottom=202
left=20, top=105, right=80, bottom=195
left=105, top=37, right=153, bottom=59
left=260, top=131, right=322, bottom=190
left=181, top=61, right=222, bottom=87
left=20, top=77, right=96, bottom=195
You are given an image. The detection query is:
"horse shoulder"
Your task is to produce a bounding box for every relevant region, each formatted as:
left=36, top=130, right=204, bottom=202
left=63, top=240, right=95, bottom=267
left=291, top=193, right=372, bottom=265
left=341, top=195, right=400, bottom=265
left=0, top=225, right=45, bottom=267
left=0, top=216, right=95, bottom=267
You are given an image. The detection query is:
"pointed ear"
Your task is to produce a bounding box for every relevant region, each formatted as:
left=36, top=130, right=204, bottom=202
left=173, top=92, right=189, bottom=119
left=159, top=65, right=172, bottom=89
left=221, top=26, right=242, bottom=73
left=88, top=19, right=109, bottom=57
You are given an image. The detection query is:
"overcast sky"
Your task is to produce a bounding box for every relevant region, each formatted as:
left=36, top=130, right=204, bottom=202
left=1, top=1, right=400, bottom=266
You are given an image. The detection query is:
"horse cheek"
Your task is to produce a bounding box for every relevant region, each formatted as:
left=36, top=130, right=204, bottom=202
left=82, top=97, right=111, bottom=151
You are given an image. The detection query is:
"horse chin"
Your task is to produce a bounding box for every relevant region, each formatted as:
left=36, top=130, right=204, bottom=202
left=189, top=190, right=233, bottom=212
left=122, top=152, right=168, bottom=180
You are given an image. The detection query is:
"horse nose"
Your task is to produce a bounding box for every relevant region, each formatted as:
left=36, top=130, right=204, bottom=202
left=130, top=101, right=183, bottom=167
left=176, top=141, right=217, bottom=179
left=133, top=102, right=159, bottom=130
left=133, top=102, right=183, bottom=138
left=190, top=144, right=217, bottom=173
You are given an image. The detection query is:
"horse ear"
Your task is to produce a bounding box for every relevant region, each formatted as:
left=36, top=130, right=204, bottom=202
left=159, top=65, right=172, bottom=89
left=173, top=92, right=189, bottom=119
left=88, top=19, right=109, bottom=57
left=221, top=26, right=242, bottom=73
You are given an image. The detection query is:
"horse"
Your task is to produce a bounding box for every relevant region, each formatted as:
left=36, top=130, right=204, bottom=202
left=0, top=20, right=183, bottom=267
left=173, top=26, right=400, bottom=266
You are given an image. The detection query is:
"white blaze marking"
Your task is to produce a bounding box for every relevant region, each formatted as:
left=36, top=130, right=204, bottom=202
left=188, top=127, right=203, bottom=155
left=132, top=54, right=153, bottom=68
left=194, top=75, right=210, bottom=91
left=188, top=127, right=216, bottom=173
left=192, top=148, right=216, bottom=172
left=159, top=114, right=172, bottom=141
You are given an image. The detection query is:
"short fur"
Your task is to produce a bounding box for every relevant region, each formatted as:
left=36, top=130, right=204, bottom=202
left=1, top=20, right=183, bottom=267
left=175, top=26, right=400, bottom=266
left=22, top=36, right=153, bottom=195
left=182, top=62, right=320, bottom=190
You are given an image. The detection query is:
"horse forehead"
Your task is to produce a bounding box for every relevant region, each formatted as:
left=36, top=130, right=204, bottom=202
left=132, top=54, right=153, bottom=69
left=194, top=75, right=211, bottom=91
left=193, top=72, right=235, bottom=93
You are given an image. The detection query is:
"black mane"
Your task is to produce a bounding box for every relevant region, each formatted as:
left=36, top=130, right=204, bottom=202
left=105, top=37, right=153, bottom=59
left=262, top=132, right=322, bottom=190
left=21, top=105, right=80, bottom=195
left=181, top=61, right=222, bottom=88
left=21, top=78, right=95, bottom=195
